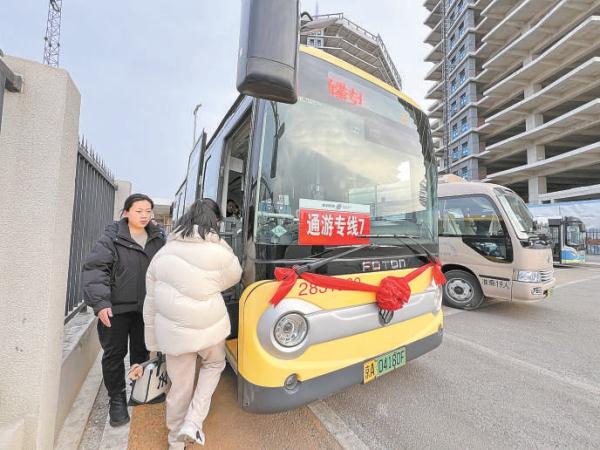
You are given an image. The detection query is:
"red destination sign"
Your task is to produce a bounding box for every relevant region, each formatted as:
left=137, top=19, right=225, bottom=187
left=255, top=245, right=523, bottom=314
left=299, top=208, right=371, bottom=245
left=327, top=76, right=364, bottom=105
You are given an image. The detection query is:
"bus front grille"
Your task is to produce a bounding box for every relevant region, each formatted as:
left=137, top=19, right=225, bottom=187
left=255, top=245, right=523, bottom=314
left=540, top=269, right=554, bottom=283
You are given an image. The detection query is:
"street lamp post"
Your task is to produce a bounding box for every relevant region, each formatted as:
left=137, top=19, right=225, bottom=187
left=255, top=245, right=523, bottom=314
left=192, top=103, right=202, bottom=147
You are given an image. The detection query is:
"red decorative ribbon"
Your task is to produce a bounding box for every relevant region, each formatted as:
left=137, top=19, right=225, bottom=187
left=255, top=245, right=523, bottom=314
left=270, top=260, right=446, bottom=311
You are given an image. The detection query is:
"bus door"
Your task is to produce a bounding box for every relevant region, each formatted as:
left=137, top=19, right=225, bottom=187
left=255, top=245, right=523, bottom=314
left=218, top=113, right=252, bottom=371
left=220, top=114, right=251, bottom=256
left=548, top=220, right=561, bottom=263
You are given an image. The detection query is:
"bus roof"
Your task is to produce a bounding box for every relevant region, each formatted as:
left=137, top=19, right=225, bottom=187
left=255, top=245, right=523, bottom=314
left=300, top=45, right=421, bottom=111
left=176, top=45, right=425, bottom=200
left=437, top=175, right=513, bottom=198
left=205, top=45, right=422, bottom=158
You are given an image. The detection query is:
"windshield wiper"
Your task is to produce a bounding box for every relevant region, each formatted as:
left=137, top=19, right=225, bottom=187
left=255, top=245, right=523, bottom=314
left=289, top=235, right=435, bottom=276
left=294, top=244, right=373, bottom=274
left=306, top=245, right=365, bottom=259
left=358, top=233, right=437, bottom=264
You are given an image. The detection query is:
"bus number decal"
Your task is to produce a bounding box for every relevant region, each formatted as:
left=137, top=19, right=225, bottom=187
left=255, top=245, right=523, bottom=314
left=297, top=277, right=361, bottom=296
left=480, top=277, right=511, bottom=289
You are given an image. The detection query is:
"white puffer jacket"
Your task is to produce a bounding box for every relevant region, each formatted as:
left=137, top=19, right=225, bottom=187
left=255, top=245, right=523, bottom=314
left=143, top=230, right=242, bottom=356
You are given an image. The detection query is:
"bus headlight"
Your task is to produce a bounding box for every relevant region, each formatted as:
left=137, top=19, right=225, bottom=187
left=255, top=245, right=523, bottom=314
left=516, top=270, right=541, bottom=283
left=273, top=313, right=308, bottom=347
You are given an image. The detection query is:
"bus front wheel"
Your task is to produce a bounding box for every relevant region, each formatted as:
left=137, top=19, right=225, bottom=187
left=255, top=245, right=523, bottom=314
left=443, top=270, right=484, bottom=310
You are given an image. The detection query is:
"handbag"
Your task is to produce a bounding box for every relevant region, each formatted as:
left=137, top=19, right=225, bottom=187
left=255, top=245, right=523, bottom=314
left=128, top=352, right=171, bottom=406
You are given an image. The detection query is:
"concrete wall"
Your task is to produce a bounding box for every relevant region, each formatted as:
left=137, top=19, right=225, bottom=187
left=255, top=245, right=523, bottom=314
left=0, top=419, right=24, bottom=450
left=0, top=56, right=81, bottom=449
left=114, top=179, right=132, bottom=219
left=55, top=311, right=100, bottom=439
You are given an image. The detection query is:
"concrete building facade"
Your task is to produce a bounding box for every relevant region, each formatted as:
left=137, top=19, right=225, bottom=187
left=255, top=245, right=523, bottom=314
left=424, top=0, right=600, bottom=203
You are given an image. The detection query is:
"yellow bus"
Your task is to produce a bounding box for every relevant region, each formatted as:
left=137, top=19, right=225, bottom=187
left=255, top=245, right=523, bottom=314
left=178, top=4, right=444, bottom=412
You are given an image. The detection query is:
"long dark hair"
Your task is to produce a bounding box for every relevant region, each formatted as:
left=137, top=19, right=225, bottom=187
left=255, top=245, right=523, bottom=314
left=174, top=198, right=222, bottom=239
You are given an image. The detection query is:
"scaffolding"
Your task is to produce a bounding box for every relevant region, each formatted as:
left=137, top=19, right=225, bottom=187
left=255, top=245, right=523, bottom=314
left=43, top=0, right=62, bottom=67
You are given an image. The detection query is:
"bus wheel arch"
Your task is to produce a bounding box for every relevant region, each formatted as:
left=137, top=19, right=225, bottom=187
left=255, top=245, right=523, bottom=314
left=441, top=266, right=485, bottom=310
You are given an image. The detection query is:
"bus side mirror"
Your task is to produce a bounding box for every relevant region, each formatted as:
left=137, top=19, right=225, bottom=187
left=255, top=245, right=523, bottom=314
left=236, top=0, right=299, bottom=104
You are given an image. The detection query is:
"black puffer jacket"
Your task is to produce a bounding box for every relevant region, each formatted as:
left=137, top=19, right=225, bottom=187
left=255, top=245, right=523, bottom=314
left=82, top=218, right=165, bottom=315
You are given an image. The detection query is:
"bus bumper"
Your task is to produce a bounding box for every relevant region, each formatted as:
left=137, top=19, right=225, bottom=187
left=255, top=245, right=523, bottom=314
left=512, top=279, right=555, bottom=301
left=237, top=327, right=443, bottom=413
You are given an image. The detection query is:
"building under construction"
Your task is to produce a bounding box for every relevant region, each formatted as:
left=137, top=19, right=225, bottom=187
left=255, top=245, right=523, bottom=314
left=424, top=0, right=600, bottom=204
left=301, top=13, right=402, bottom=90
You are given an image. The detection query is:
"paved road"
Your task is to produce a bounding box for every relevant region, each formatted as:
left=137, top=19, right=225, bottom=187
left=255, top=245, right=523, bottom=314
left=116, top=266, right=600, bottom=449
left=315, top=266, right=600, bottom=449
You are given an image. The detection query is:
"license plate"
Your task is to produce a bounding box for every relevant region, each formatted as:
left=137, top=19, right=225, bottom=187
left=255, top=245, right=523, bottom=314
left=547, top=288, right=554, bottom=298
left=363, top=347, right=406, bottom=384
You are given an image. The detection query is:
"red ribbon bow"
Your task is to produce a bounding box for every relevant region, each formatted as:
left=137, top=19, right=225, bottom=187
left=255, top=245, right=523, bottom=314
left=270, top=260, right=446, bottom=311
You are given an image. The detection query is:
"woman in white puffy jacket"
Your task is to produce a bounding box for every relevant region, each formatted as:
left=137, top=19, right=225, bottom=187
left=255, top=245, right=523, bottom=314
left=143, top=198, right=242, bottom=449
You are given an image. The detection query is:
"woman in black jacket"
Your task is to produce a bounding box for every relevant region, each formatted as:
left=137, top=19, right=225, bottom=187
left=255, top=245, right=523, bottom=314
left=83, top=193, right=165, bottom=427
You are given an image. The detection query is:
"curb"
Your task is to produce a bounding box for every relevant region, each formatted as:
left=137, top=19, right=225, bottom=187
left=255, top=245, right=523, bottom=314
left=55, top=353, right=104, bottom=450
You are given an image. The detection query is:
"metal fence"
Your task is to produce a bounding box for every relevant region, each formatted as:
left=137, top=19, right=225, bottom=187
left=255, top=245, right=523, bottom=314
left=587, top=231, right=600, bottom=255
left=65, top=140, right=115, bottom=323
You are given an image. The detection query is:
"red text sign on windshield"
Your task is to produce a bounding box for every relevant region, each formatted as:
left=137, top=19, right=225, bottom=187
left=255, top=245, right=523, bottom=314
left=328, top=77, right=363, bottom=105
left=299, top=209, right=371, bottom=245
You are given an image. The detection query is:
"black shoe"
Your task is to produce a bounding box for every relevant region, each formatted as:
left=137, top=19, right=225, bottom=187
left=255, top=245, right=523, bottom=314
left=109, top=392, right=130, bottom=427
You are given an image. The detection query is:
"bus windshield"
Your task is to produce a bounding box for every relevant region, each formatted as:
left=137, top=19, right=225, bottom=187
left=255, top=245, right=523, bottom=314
left=253, top=52, right=437, bottom=247
left=566, top=223, right=585, bottom=246
left=495, top=188, right=534, bottom=240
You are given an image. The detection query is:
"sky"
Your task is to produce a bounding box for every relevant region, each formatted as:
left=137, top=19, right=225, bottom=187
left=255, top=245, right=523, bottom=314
left=1, top=1, right=433, bottom=200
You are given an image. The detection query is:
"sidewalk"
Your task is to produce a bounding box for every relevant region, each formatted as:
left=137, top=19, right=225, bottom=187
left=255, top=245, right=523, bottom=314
left=73, top=362, right=342, bottom=450
left=127, top=368, right=341, bottom=449
left=75, top=360, right=133, bottom=450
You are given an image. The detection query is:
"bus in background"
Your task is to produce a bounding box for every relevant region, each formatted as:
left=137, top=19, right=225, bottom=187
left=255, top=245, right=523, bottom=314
left=535, top=216, right=586, bottom=265
left=438, top=175, right=555, bottom=310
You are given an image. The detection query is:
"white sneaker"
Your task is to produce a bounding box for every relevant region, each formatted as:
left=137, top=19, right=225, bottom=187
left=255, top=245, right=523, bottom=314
left=176, top=422, right=205, bottom=446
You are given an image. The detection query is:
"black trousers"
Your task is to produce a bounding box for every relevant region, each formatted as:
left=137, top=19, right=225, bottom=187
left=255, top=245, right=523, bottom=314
left=97, top=311, right=148, bottom=398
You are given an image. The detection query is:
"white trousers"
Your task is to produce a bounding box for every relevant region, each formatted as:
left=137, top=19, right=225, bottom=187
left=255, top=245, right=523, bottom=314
left=165, top=341, right=226, bottom=447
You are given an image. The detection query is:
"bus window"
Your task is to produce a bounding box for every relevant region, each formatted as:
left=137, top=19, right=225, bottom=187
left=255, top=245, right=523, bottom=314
left=566, top=225, right=583, bottom=246
left=549, top=225, right=560, bottom=259
left=202, top=153, right=219, bottom=201
left=495, top=188, right=535, bottom=240
left=440, top=207, right=465, bottom=235
left=183, top=140, right=203, bottom=210
left=220, top=116, right=250, bottom=225
left=440, top=195, right=512, bottom=262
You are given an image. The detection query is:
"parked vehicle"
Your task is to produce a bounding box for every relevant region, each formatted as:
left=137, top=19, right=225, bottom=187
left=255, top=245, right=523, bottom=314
left=438, top=175, right=555, bottom=310
left=171, top=1, right=444, bottom=412
left=535, top=216, right=586, bottom=264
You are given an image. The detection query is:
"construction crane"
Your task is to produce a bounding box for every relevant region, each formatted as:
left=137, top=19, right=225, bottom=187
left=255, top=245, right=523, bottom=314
left=43, top=0, right=62, bottom=67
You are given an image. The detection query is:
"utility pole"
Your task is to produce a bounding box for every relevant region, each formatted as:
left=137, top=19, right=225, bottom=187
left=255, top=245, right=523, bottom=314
left=192, top=103, right=202, bottom=147
left=43, top=0, right=63, bottom=67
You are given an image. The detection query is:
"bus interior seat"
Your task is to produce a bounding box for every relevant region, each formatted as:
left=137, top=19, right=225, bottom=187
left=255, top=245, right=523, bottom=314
left=489, top=217, right=503, bottom=236
left=442, top=213, right=462, bottom=235
left=461, top=217, right=477, bottom=235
